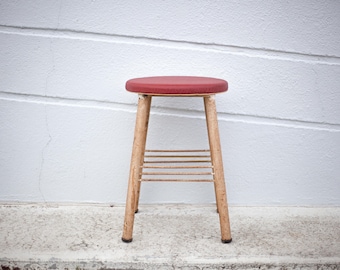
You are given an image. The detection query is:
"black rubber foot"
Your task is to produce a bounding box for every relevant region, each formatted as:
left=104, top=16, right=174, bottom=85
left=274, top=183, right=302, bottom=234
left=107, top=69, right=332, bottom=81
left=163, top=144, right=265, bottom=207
left=221, top=238, right=232, bottom=244
left=122, top=237, right=133, bottom=243
left=135, top=209, right=139, bottom=214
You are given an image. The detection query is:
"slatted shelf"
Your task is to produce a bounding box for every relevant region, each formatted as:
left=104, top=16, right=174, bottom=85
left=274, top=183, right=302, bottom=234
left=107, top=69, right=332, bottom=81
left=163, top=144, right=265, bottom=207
left=140, top=149, right=215, bottom=182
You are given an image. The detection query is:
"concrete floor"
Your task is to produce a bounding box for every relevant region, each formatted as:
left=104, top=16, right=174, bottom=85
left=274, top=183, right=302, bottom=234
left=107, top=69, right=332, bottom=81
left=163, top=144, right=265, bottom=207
left=0, top=204, right=339, bottom=270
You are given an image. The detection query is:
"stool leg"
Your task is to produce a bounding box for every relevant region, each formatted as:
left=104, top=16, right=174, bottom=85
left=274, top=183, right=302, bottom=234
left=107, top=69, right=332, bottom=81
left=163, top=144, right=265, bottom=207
left=204, top=95, right=232, bottom=243
left=122, top=94, right=152, bottom=243
left=134, top=97, right=152, bottom=214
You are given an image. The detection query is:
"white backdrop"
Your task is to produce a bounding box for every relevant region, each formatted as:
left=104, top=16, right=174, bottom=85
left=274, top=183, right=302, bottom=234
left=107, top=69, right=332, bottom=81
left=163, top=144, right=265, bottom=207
left=1, top=1, right=339, bottom=205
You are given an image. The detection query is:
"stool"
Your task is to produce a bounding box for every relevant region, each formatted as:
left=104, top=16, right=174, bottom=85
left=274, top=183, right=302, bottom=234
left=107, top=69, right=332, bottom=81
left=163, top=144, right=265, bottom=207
left=122, top=76, right=232, bottom=243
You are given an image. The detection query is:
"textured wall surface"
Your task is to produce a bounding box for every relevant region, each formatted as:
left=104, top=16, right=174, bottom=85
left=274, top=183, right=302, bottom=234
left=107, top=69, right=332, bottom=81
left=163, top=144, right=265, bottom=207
left=0, top=1, right=339, bottom=205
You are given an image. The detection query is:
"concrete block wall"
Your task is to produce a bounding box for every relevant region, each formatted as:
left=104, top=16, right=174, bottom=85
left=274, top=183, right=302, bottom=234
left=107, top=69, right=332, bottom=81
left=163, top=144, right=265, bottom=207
left=0, top=1, right=339, bottom=205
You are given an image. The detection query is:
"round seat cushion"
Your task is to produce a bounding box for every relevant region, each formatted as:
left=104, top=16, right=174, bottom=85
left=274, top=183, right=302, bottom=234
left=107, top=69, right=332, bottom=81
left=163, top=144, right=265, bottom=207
left=126, top=76, right=228, bottom=95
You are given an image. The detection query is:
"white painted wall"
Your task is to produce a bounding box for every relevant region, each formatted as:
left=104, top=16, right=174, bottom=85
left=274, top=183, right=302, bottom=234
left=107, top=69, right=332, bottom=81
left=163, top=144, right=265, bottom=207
left=0, top=1, right=339, bottom=206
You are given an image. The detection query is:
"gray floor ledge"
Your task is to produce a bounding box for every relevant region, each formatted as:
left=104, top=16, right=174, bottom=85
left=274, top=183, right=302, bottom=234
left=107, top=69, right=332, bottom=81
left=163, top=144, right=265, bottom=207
left=0, top=204, right=339, bottom=270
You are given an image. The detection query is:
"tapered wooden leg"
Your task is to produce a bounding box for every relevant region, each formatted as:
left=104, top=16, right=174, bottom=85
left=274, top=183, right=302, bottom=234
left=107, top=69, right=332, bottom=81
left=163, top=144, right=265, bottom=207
left=134, top=96, right=152, bottom=214
left=122, top=94, right=152, bottom=243
left=204, top=95, right=232, bottom=243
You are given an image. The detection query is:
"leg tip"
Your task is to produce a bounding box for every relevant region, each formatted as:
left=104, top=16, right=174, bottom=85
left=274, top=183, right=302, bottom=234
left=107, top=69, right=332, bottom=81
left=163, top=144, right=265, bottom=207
left=135, top=209, right=139, bottom=214
left=221, top=238, right=232, bottom=244
left=122, top=237, right=133, bottom=243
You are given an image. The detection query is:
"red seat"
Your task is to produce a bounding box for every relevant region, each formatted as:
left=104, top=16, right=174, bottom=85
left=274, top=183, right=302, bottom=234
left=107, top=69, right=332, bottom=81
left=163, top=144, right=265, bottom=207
left=126, top=76, right=228, bottom=95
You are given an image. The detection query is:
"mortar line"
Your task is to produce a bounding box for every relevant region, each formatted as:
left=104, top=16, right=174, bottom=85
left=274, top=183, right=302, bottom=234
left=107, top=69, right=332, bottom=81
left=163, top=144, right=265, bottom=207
left=0, top=91, right=136, bottom=112
left=1, top=91, right=339, bottom=132
left=1, top=25, right=339, bottom=65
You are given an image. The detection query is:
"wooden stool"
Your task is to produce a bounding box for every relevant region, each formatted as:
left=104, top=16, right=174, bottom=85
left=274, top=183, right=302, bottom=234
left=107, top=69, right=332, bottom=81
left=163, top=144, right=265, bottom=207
left=122, top=76, right=232, bottom=243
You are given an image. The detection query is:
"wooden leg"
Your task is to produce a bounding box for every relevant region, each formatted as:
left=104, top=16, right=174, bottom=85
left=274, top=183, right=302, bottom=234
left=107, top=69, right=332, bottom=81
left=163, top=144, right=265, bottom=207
left=204, top=95, right=232, bottom=243
left=122, top=94, right=152, bottom=243
left=134, top=96, right=152, bottom=214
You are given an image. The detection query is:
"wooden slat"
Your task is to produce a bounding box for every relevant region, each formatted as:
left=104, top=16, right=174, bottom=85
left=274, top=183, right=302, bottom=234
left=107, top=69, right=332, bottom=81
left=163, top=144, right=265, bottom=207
left=144, top=155, right=211, bottom=158
left=143, top=160, right=212, bottom=163
left=142, top=165, right=213, bottom=169
left=139, top=178, right=214, bottom=182
left=145, top=149, right=210, bottom=152
left=141, top=172, right=213, bottom=175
